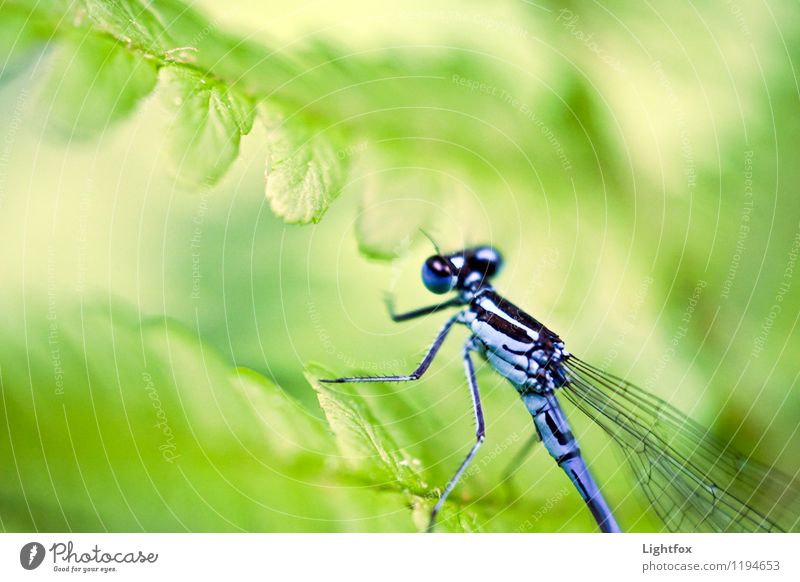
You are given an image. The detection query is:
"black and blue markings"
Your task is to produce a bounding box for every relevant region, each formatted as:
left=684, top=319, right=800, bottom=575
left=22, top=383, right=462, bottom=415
left=322, top=246, right=800, bottom=533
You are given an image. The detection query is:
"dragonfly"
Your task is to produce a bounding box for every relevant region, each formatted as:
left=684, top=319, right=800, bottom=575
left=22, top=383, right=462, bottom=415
left=322, top=246, right=800, bottom=532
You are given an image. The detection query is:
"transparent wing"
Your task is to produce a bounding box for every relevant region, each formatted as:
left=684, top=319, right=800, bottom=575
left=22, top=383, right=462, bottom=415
left=560, top=356, right=800, bottom=532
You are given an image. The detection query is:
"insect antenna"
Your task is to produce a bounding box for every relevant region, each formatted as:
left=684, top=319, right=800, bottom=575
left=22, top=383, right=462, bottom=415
left=419, top=228, right=443, bottom=255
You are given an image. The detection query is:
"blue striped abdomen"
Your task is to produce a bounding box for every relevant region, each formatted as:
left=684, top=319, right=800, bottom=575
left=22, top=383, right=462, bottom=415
left=523, top=391, right=621, bottom=533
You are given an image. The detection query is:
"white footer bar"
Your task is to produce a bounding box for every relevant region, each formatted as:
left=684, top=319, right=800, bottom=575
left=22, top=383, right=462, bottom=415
left=1, top=533, right=797, bottom=581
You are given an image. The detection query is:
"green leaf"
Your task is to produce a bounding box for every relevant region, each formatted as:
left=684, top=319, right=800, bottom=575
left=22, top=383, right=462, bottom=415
left=263, top=111, right=348, bottom=224
left=79, top=0, right=172, bottom=55
left=233, top=367, right=333, bottom=461
left=355, top=165, right=440, bottom=260
left=43, top=32, right=158, bottom=137
left=0, top=2, right=59, bottom=83
left=159, top=66, right=255, bottom=186
left=306, top=366, right=492, bottom=532
left=306, top=366, right=424, bottom=489
left=0, top=300, right=415, bottom=531
left=0, top=9, right=38, bottom=64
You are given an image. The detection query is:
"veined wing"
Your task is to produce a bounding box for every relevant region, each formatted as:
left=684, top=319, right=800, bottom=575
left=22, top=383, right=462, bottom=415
left=560, top=356, right=800, bottom=532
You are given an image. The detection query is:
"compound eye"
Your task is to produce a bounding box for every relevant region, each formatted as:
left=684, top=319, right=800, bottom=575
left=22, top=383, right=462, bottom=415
left=422, top=256, right=456, bottom=294
left=473, top=246, right=503, bottom=278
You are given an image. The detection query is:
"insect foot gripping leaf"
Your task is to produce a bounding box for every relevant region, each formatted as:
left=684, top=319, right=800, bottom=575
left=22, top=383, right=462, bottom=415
left=159, top=66, right=255, bottom=187
left=306, top=367, right=424, bottom=487
left=306, top=366, right=488, bottom=532
left=263, top=109, right=349, bottom=224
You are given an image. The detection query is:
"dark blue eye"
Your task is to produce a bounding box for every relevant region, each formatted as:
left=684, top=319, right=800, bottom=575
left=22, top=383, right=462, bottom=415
left=422, top=256, right=456, bottom=294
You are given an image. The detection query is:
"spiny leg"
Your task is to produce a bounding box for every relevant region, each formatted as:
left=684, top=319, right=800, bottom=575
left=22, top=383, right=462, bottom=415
left=321, top=313, right=462, bottom=384
left=428, top=340, right=485, bottom=532
left=384, top=295, right=464, bottom=322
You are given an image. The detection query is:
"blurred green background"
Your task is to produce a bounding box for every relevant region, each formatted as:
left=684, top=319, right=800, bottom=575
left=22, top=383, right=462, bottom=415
left=1, top=0, right=799, bottom=532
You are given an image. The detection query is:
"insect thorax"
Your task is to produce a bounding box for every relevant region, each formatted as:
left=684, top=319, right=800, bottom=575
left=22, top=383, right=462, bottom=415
left=461, top=289, right=570, bottom=393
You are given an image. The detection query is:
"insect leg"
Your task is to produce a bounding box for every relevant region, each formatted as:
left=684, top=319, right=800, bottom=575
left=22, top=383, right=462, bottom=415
left=428, top=339, right=485, bottom=532
left=384, top=295, right=464, bottom=322
left=522, top=391, right=621, bottom=533
left=321, top=313, right=463, bottom=383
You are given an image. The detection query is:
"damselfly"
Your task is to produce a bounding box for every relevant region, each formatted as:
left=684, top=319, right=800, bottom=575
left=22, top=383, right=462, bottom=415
left=323, top=246, right=800, bottom=532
